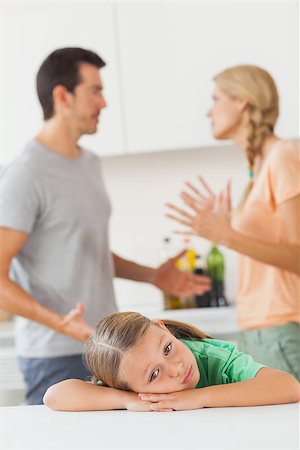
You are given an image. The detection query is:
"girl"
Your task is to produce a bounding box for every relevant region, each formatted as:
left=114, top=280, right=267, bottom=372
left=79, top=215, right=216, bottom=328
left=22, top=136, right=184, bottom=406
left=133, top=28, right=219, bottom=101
left=43, top=311, right=299, bottom=411
left=166, top=65, right=300, bottom=380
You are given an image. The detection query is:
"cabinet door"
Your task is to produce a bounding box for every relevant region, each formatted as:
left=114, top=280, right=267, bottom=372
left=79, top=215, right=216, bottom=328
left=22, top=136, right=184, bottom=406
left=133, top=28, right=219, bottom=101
left=0, top=3, right=125, bottom=166
left=117, top=2, right=298, bottom=154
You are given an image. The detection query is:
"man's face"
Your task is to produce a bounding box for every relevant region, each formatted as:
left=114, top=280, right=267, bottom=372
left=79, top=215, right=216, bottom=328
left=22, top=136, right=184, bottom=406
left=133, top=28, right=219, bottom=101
left=67, top=62, right=107, bottom=136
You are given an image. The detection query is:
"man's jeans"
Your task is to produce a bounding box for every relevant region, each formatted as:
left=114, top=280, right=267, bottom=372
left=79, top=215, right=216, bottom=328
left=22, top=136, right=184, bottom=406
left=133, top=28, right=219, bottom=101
left=18, top=354, right=91, bottom=405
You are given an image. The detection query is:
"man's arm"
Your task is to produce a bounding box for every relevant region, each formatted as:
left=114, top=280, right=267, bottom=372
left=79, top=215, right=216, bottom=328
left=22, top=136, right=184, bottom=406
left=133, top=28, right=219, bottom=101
left=112, top=253, right=156, bottom=282
left=112, top=252, right=211, bottom=296
left=0, top=227, right=94, bottom=341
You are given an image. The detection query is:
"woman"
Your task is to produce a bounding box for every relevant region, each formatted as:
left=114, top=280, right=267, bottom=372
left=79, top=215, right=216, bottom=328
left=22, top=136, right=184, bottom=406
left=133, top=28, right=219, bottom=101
left=166, top=65, right=300, bottom=380
left=43, top=311, right=299, bottom=411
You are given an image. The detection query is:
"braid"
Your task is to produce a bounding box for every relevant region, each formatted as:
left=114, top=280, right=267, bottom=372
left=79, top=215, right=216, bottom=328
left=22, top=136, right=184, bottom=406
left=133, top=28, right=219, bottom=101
left=246, top=107, right=270, bottom=173
left=245, top=118, right=256, bottom=174
left=236, top=106, right=272, bottom=208
left=213, top=65, right=279, bottom=211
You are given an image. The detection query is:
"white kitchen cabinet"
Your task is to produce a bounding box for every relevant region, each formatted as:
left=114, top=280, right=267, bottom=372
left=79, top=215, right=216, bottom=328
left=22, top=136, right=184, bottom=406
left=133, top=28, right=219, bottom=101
left=117, top=2, right=299, bottom=154
left=0, top=2, right=298, bottom=165
left=0, top=2, right=125, bottom=165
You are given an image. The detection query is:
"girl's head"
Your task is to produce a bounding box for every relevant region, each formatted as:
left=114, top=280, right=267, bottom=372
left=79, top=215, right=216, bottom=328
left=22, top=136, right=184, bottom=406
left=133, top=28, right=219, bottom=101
left=207, top=65, right=279, bottom=173
left=84, top=312, right=209, bottom=394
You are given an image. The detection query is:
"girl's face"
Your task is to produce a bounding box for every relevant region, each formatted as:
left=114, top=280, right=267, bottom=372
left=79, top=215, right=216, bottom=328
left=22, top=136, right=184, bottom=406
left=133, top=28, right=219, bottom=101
left=207, top=84, right=246, bottom=140
left=119, top=324, right=200, bottom=394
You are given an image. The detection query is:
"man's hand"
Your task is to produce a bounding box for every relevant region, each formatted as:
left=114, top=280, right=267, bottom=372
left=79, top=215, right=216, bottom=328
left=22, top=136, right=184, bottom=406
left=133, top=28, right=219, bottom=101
left=138, top=389, right=204, bottom=411
left=152, top=250, right=211, bottom=296
left=58, top=303, right=95, bottom=342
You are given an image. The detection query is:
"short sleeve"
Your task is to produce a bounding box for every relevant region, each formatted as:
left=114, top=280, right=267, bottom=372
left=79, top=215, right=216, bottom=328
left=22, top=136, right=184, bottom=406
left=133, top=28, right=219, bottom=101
left=0, top=163, right=41, bottom=233
left=268, top=141, right=300, bottom=205
left=220, top=343, right=265, bottom=383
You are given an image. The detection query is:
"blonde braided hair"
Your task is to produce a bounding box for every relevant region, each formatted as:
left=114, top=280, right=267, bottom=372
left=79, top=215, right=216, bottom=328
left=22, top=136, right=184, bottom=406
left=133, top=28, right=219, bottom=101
left=214, top=65, right=279, bottom=204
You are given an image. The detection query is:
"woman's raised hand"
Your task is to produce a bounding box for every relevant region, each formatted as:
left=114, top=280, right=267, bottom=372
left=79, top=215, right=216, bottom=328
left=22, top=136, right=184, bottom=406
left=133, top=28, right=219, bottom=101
left=165, top=178, right=232, bottom=245
left=184, top=176, right=216, bottom=211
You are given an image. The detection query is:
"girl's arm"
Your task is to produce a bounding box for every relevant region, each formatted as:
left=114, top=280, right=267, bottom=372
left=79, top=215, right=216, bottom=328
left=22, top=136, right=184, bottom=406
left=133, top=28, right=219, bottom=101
left=43, top=379, right=162, bottom=412
left=139, top=368, right=300, bottom=411
left=43, top=380, right=129, bottom=411
left=197, top=368, right=299, bottom=407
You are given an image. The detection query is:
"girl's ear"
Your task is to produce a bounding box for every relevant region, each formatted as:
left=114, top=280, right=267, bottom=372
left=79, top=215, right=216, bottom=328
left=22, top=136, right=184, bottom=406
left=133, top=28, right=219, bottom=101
left=155, top=319, right=169, bottom=331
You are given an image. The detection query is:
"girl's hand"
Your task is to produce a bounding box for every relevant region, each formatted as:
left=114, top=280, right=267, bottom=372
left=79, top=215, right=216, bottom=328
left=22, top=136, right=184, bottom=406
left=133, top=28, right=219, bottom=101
left=165, top=180, right=232, bottom=245
left=138, top=389, right=204, bottom=411
left=123, top=392, right=173, bottom=412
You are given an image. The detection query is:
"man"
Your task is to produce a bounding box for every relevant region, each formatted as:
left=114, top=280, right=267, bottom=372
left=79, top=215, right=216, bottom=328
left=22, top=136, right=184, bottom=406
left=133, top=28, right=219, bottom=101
left=0, top=48, right=210, bottom=404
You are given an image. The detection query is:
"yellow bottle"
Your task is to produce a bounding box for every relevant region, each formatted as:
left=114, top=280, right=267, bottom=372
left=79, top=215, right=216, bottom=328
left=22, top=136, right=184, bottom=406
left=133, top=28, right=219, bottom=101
left=176, top=247, right=197, bottom=309
left=161, top=237, right=182, bottom=310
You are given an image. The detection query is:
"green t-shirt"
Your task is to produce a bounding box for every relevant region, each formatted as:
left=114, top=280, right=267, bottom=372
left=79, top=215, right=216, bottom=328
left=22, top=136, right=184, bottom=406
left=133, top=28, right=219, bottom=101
left=180, top=338, right=265, bottom=388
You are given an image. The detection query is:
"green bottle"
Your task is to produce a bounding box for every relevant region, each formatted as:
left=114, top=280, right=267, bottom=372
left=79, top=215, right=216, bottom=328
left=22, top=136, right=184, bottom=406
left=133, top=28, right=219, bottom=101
left=206, top=244, right=228, bottom=307
left=194, top=254, right=211, bottom=308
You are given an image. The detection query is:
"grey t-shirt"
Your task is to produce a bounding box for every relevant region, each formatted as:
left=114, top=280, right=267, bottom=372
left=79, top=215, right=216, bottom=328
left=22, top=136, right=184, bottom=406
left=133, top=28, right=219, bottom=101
left=0, top=140, right=117, bottom=357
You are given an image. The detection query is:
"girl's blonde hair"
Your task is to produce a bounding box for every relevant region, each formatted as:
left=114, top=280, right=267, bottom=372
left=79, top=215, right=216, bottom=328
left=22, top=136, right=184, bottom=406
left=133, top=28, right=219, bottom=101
left=214, top=65, right=279, bottom=203
left=84, top=311, right=210, bottom=391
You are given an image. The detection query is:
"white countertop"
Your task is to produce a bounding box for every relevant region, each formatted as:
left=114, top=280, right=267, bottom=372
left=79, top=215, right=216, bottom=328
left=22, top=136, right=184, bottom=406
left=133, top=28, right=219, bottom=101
left=0, top=306, right=238, bottom=342
left=141, top=305, right=239, bottom=339
left=0, top=403, right=299, bottom=450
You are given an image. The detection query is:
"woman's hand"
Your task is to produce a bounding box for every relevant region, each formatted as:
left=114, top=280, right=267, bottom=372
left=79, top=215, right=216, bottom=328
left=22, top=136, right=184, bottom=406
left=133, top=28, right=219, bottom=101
left=165, top=180, right=232, bottom=245
left=138, top=389, right=204, bottom=411
left=184, top=176, right=217, bottom=212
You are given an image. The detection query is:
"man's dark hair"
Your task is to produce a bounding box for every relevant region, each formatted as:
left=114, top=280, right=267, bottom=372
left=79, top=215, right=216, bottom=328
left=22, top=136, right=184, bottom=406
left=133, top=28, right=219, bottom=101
left=36, top=47, right=106, bottom=120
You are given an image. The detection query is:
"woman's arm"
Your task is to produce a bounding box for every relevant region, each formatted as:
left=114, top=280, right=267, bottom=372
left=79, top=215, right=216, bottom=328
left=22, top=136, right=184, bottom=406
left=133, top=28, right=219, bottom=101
left=139, top=368, right=300, bottom=411
left=43, top=379, right=163, bottom=412
left=226, top=194, right=300, bottom=274
left=166, top=193, right=300, bottom=275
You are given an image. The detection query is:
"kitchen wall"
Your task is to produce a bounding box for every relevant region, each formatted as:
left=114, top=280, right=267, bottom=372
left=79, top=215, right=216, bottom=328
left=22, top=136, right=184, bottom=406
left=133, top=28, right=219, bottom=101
left=0, top=1, right=297, bottom=314
left=102, top=142, right=246, bottom=312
